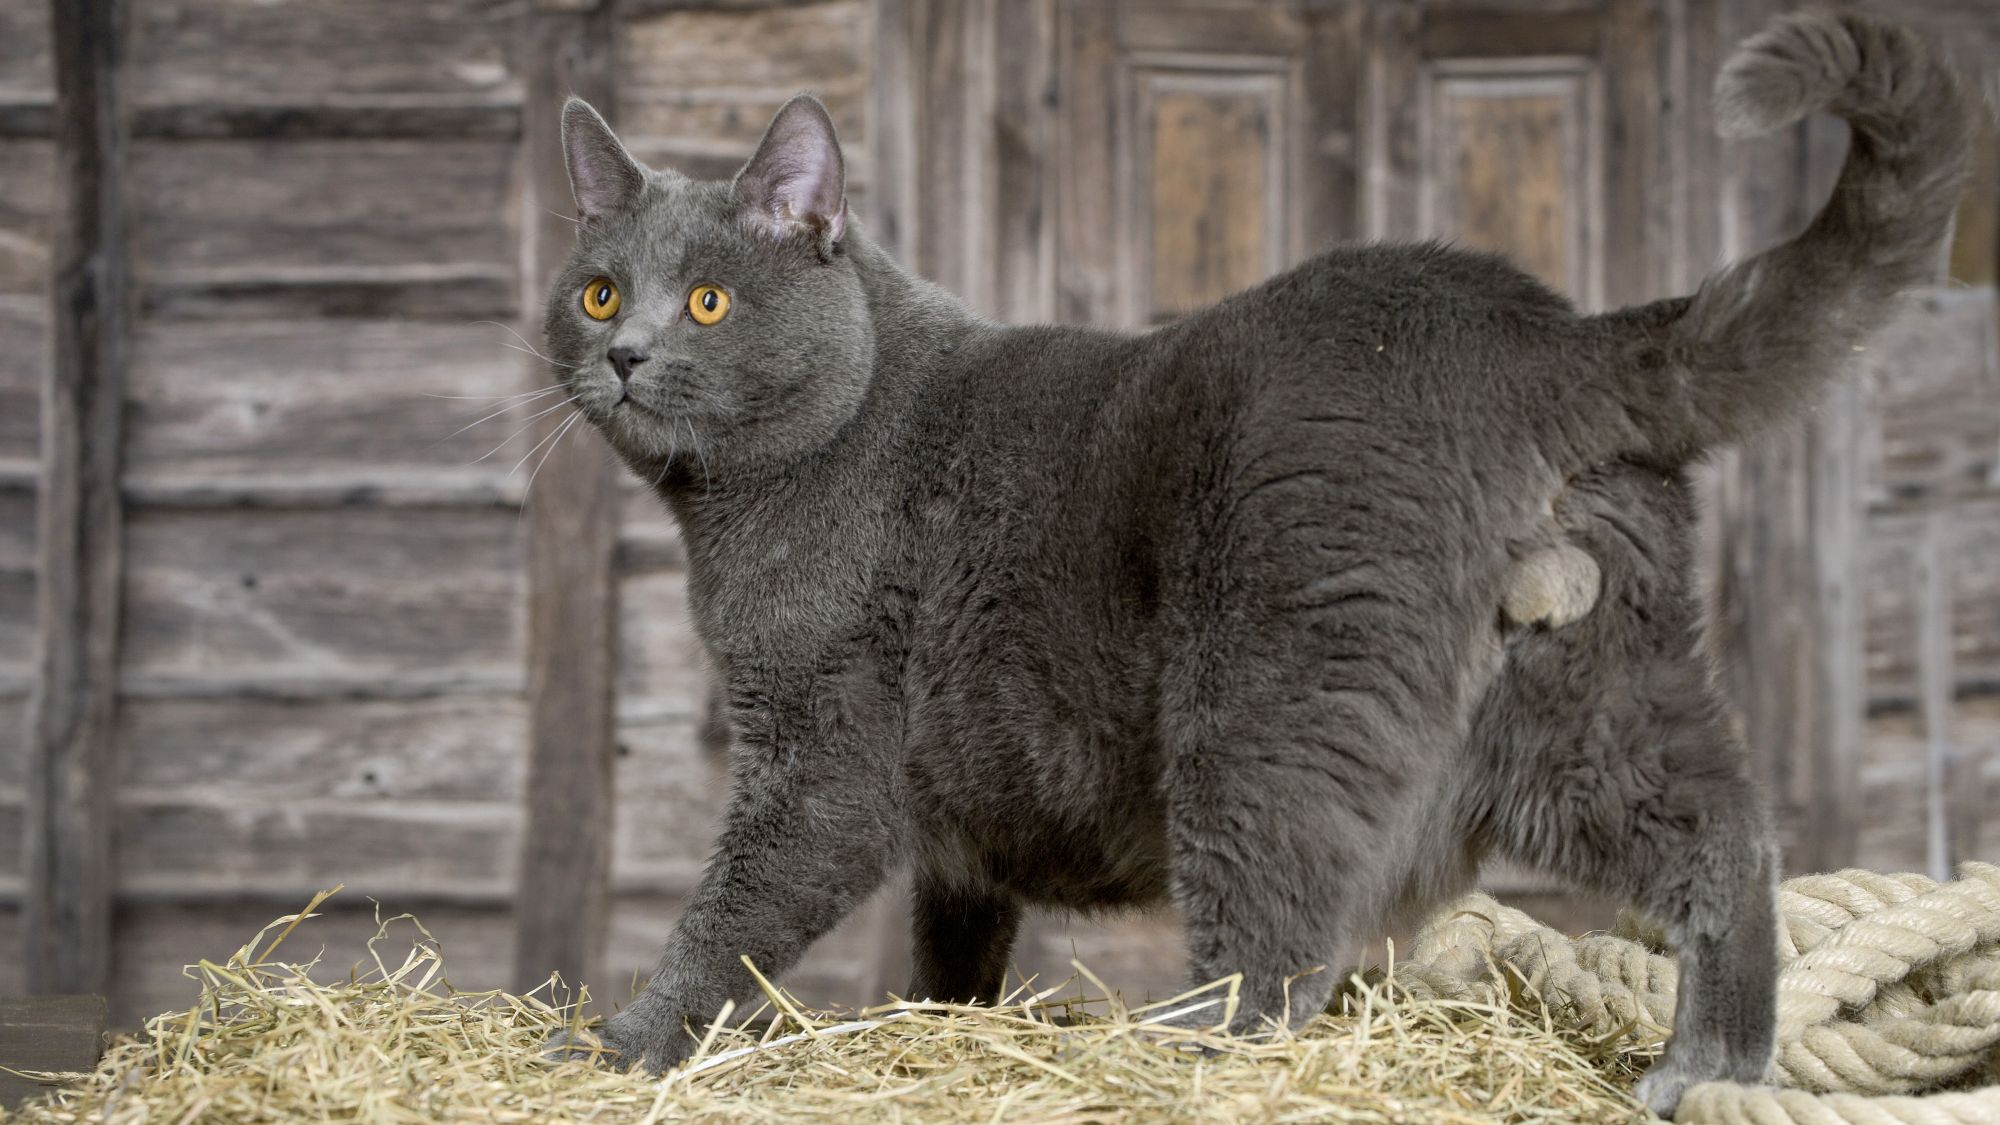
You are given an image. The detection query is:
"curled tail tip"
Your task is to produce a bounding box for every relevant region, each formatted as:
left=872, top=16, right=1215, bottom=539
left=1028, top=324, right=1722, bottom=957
left=1712, top=9, right=1940, bottom=138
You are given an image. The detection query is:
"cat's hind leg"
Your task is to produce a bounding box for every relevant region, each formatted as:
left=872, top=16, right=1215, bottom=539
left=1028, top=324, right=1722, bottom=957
left=1157, top=601, right=1459, bottom=1036
left=1469, top=472, right=1778, bottom=1117
left=907, top=876, right=1022, bottom=1004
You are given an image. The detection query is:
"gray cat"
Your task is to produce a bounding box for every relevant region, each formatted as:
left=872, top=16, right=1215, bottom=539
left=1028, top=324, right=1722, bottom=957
left=537, top=11, right=1968, bottom=1116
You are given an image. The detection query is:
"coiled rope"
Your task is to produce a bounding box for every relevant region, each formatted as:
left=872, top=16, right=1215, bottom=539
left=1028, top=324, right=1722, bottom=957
left=1397, top=863, right=2000, bottom=1123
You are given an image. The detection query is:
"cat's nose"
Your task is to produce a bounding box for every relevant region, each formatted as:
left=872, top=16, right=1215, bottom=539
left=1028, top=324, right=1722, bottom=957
left=607, top=346, right=648, bottom=382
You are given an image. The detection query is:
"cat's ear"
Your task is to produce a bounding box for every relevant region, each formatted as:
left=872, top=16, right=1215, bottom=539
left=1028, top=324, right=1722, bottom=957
left=561, top=98, right=647, bottom=223
left=733, top=94, right=848, bottom=255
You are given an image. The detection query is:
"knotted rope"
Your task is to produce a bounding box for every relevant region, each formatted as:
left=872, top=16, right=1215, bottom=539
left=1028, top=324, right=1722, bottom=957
left=1398, top=863, right=2000, bottom=1123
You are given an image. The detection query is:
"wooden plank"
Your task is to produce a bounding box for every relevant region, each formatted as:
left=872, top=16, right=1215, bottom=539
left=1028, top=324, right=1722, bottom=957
left=119, top=507, right=522, bottom=684
left=124, top=318, right=544, bottom=480
left=0, top=140, right=54, bottom=295
left=1863, top=499, right=2000, bottom=706
left=130, top=138, right=517, bottom=277
left=1139, top=71, right=1285, bottom=322
left=513, top=0, right=622, bottom=996
left=0, top=2, right=53, bottom=99
left=118, top=696, right=527, bottom=803
left=122, top=470, right=525, bottom=511
left=1427, top=65, right=1594, bottom=302
left=138, top=263, right=518, bottom=322
left=1917, top=513, right=1955, bottom=879
left=0, top=488, right=33, bottom=680
left=130, top=98, right=521, bottom=141
left=125, top=0, right=518, bottom=104
left=1054, top=0, right=1120, bottom=324
left=113, top=799, right=521, bottom=901
left=990, top=0, right=1055, bottom=325
left=25, top=0, right=129, bottom=999
left=0, top=996, right=105, bottom=1111
left=1802, top=366, right=1865, bottom=871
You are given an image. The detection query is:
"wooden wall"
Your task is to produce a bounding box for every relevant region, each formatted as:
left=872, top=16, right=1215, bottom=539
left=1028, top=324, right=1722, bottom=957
left=3, top=0, right=1997, bottom=1026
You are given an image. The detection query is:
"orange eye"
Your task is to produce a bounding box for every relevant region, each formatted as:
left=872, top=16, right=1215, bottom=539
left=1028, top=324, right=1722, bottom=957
left=688, top=284, right=730, bottom=325
left=581, top=277, right=620, bottom=320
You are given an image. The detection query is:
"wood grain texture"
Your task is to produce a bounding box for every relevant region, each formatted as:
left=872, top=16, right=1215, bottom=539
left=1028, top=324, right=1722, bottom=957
left=514, top=0, right=622, bottom=996
left=118, top=507, right=522, bottom=683
left=618, top=0, right=869, bottom=153
left=0, top=140, right=53, bottom=296
left=25, top=0, right=129, bottom=999
left=124, top=319, right=543, bottom=480
left=129, top=139, right=517, bottom=277
left=0, top=1, right=53, bottom=99
left=1428, top=68, right=1594, bottom=301
left=117, top=696, right=528, bottom=803
left=0, top=996, right=105, bottom=1111
left=1140, top=73, right=1284, bottom=322
left=113, top=798, right=520, bottom=900
left=0, top=489, right=33, bottom=681
left=126, top=0, right=517, bottom=104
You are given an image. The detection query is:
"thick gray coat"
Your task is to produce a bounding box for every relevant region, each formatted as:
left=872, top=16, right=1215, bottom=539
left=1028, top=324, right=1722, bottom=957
left=538, top=12, right=1969, bottom=1116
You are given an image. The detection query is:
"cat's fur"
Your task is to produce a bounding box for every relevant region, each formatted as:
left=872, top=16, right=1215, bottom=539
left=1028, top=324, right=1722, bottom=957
left=537, top=11, right=1968, bottom=1115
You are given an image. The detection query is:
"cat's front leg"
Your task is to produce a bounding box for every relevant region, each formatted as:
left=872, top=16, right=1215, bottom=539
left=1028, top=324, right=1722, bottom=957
left=564, top=731, right=897, bottom=1073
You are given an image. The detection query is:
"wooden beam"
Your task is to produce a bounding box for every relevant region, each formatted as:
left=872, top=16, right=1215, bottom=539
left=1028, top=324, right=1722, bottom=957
left=513, top=0, right=624, bottom=997
left=0, top=996, right=106, bottom=1111
left=25, top=0, right=129, bottom=997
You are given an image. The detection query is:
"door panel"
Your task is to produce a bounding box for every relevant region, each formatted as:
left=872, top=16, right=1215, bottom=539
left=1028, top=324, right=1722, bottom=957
left=1370, top=1, right=1674, bottom=309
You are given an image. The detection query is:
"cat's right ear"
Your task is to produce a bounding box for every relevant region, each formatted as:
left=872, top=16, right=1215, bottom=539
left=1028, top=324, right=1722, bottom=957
left=561, top=98, right=647, bottom=223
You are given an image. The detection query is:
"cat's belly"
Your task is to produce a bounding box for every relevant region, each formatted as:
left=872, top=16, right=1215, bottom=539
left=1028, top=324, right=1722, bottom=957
left=903, top=685, right=1172, bottom=909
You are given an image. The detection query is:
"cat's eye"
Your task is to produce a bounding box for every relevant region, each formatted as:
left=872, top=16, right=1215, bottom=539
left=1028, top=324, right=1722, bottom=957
left=581, top=277, right=620, bottom=320
left=688, top=284, right=730, bottom=326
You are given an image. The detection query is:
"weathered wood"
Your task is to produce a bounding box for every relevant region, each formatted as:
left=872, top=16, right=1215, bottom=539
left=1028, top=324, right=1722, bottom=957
left=1802, top=367, right=1866, bottom=871
left=125, top=0, right=517, bottom=104
left=25, top=0, right=128, bottom=999
left=131, top=98, right=521, bottom=141
left=514, top=0, right=622, bottom=996
left=130, top=139, right=517, bottom=277
left=119, top=507, right=521, bottom=684
left=1916, top=513, right=1955, bottom=879
left=119, top=696, right=527, bottom=802
left=1427, top=63, right=1596, bottom=302
left=138, top=264, right=518, bottom=322
left=1140, top=69, right=1287, bottom=323
left=0, top=995, right=105, bottom=1111
left=122, top=472, right=523, bottom=511
left=125, top=317, right=546, bottom=480
left=114, top=799, right=520, bottom=901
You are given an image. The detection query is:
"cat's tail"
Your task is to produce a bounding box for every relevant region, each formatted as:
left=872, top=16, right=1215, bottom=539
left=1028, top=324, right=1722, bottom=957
left=1590, top=9, right=1971, bottom=465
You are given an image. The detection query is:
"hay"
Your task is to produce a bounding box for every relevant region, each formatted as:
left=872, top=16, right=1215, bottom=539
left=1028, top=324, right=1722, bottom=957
left=4, top=888, right=1657, bottom=1123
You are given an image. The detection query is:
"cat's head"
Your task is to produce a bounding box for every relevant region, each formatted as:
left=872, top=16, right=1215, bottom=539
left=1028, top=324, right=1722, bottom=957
left=544, top=95, right=873, bottom=482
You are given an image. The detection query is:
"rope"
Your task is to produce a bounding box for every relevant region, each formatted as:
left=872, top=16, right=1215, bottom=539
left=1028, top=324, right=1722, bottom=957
left=1401, top=862, right=2000, bottom=1124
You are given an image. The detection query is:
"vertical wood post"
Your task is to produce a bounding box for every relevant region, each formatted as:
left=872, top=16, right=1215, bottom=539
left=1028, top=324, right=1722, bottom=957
left=514, top=0, right=623, bottom=996
left=25, top=0, right=129, bottom=998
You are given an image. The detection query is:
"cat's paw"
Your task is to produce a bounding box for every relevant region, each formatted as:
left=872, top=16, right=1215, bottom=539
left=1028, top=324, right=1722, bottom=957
left=1633, top=1058, right=1708, bottom=1119
left=541, top=1025, right=628, bottom=1067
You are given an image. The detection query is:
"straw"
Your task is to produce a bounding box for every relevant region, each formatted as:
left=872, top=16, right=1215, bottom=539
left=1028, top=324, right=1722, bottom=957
left=4, top=890, right=1657, bottom=1124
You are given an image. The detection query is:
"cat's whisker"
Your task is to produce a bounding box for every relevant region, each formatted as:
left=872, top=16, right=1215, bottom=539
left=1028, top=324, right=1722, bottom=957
left=495, top=340, right=582, bottom=370
left=685, top=417, right=712, bottom=492
left=470, top=397, right=578, bottom=464
left=521, top=409, right=587, bottom=508
left=472, top=320, right=581, bottom=369
left=433, top=388, right=567, bottom=447
left=423, top=384, right=564, bottom=403
left=506, top=406, right=584, bottom=481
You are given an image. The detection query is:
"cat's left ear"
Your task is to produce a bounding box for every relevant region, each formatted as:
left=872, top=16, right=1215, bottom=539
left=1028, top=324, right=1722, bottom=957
left=562, top=98, right=647, bottom=223
left=734, top=94, right=848, bottom=258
